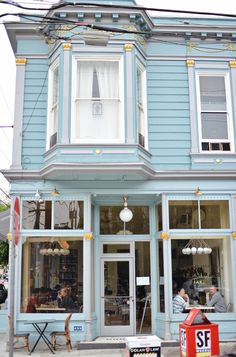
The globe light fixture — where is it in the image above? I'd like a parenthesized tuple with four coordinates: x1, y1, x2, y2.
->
(182, 239, 212, 255)
(119, 197, 133, 223)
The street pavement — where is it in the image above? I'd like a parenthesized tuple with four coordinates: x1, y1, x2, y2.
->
(0, 333, 236, 356)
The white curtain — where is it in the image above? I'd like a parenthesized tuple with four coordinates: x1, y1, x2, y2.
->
(76, 61, 120, 141)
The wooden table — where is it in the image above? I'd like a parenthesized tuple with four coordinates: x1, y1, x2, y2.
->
(36, 307, 66, 313)
(185, 305, 215, 312)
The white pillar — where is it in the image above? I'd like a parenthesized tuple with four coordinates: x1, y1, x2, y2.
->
(11, 58, 27, 169)
(61, 43, 72, 144)
(124, 43, 135, 144)
(83, 193, 93, 340)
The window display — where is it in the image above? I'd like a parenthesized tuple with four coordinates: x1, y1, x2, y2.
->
(21, 237, 83, 313)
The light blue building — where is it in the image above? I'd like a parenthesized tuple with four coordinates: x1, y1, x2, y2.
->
(3, 0, 236, 343)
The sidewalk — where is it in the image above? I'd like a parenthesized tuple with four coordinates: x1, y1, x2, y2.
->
(0, 333, 236, 357)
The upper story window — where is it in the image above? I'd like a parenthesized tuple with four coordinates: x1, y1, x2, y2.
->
(47, 61, 59, 149)
(71, 56, 124, 144)
(196, 72, 234, 152)
(137, 63, 147, 148)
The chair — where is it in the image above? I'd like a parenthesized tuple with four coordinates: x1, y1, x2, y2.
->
(50, 313, 72, 352)
(8, 315, 30, 352)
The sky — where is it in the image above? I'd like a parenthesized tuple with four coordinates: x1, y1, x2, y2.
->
(0, 0, 236, 201)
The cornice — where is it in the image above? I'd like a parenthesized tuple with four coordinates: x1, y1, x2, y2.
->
(3, 165, 236, 181)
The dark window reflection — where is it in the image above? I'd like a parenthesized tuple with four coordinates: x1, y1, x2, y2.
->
(22, 201, 52, 229)
(100, 206, 149, 234)
(21, 239, 83, 313)
(54, 201, 84, 230)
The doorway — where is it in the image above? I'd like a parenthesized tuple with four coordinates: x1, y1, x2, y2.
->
(100, 241, 151, 336)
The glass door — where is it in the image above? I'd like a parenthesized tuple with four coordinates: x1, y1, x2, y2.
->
(101, 258, 134, 336)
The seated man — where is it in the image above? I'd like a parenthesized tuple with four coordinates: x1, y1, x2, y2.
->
(206, 286, 226, 313)
(173, 288, 189, 313)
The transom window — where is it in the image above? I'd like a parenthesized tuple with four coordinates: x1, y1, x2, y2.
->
(169, 200, 229, 229)
(197, 73, 233, 152)
(71, 57, 124, 143)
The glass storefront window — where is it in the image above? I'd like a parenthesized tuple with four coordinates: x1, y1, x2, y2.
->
(135, 242, 151, 334)
(169, 200, 229, 229)
(103, 244, 130, 254)
(100, 206, 149, 235)
(54, 201, 84, 229)
(156, 204, 162, 232)
(22, 201, 52, 229)
(171, 238, 232, 313)
(21, 237, 83, 313)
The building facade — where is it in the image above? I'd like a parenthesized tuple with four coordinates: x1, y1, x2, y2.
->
(3, 0, 236, 342)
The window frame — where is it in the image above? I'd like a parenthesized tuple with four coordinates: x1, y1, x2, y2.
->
(71, 54, 125, 144)
(196, 70, 235, 153)
(136, 61, 148, 150)
(47, 59, 59, 150)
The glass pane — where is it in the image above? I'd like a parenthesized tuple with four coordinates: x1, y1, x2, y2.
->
(22, 201, 52, 229)
(200, 200, 229, 229)
(100, 206, 149, 234)
(169, 200, 198, 229)
(21, 239, 83, 313)
(157, 240, 165, 312)
(172, 238, 231, 313)
(54, 201, 84, 229)
(156, 204, 162, 232)
(104, 261, 130, 326)
(103, 244, 130, 254)
(200, 76, 226, 111)
(201, 113, 228, 139)
(135, 242, 151, 334)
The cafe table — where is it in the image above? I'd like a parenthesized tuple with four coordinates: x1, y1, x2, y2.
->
(185, 305, 215, 312)
(36, 307, 66, 313)
(24, 319, 56, 354)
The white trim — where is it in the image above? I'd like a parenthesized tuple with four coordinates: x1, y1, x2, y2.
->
(195, 69, 235, 153)
(71, 54, 125, 144)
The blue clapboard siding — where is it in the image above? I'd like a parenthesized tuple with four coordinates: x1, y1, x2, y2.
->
(22, 58, 48, 169)
(147, 60, 190, 169)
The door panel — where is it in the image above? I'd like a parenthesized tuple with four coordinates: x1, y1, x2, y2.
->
(101, 258, 134, 336)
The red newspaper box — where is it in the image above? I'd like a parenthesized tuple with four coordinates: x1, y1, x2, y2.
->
(179, 308, 219, 357)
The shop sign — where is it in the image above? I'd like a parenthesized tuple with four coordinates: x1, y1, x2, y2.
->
(195, 329, 211, 356)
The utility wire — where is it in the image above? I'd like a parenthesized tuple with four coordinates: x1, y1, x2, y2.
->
(1, 0, 236, 18)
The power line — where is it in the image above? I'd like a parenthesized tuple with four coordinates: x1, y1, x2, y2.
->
(1, 0, 236, 18)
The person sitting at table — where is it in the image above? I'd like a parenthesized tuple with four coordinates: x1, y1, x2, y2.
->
(58, 287, 74, 311)
(206, 286, 226, 313)
(26, 290, 39, 313)
(173, 287, 189, 313)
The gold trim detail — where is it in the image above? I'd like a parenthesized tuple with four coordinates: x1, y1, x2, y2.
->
(7, 232, 12, 241)
(124, 43, 134, 52)
(186, 59, 195, 67)
(229, 61, 236, 68)
(16, 58, 27, 65)
(160, 232, 170, 240)
(62, 43, 72, 50)
(84, 233, 93, 240)
(232, 232, 236, 239)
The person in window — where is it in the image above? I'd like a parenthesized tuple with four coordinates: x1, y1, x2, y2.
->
(58, 287, 74, 312)
(26, 290, 39, 313)
(206, 286, 226, 312)
(173, 288, 189, 313)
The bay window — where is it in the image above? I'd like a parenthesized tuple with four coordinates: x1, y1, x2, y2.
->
(137, 64, 147, 148)
(71, 57, 124, 143)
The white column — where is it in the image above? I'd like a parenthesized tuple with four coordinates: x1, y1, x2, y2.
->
(61, 43, 72, 144)
(83, 193, 93, 341)
(11, 58, 27, 169)
(161, 193, 172, 340)
(124, 44, 135, 144)
(186, 59, 199, 155)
